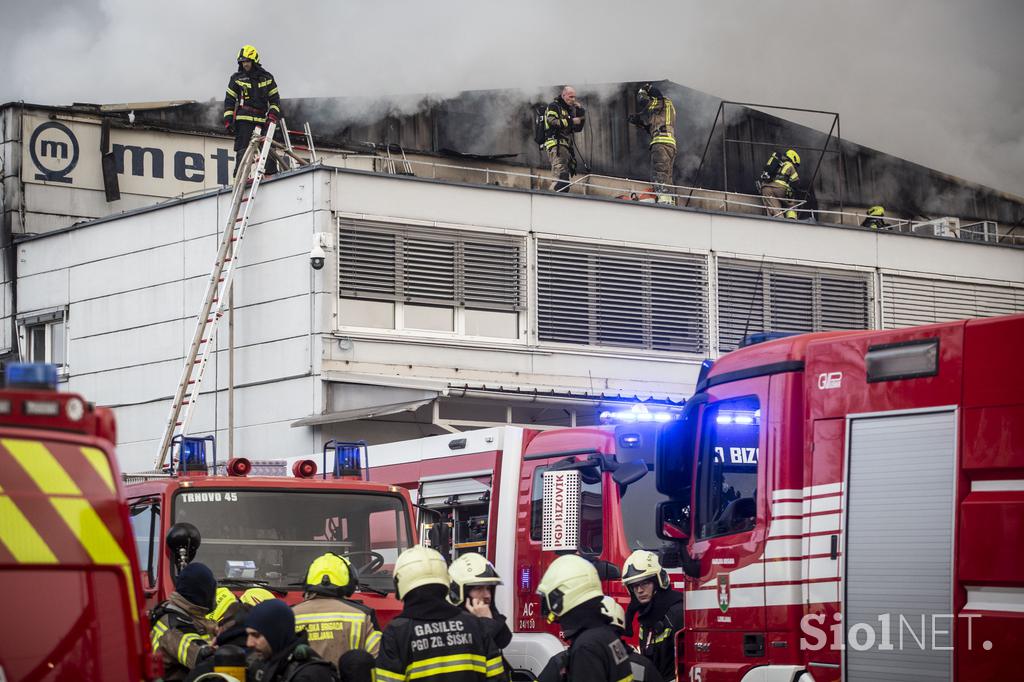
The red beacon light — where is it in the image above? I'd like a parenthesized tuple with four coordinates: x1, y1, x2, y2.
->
(292, 459, 318, 478)
(226, 457, 252, 477)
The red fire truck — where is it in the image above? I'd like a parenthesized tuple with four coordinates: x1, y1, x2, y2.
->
(124, 441, 417, 627)
(653, 313, 1024, 681)
(367, 420, 677, 678)
(0, 363, 157, 681)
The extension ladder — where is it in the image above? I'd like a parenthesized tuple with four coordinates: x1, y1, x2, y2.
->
(154, 122, 277, 469)
(278, 118, 318, 168)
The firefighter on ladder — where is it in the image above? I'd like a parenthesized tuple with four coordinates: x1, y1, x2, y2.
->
(536, 554, 634, 682)
(543, 86, 586, 192)
(628, 83, 677, 205)
(622, 551, 684, 682)
(292, 552, 383, 665)
(376, 546, 507, 682)
(223, 44, 282, 178)
(758, 149, 801, 218)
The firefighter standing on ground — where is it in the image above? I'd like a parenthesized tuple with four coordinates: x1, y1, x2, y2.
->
(293, 552, 383, 664)
(246, 598, 337, 681)
(536, 554, 633, 682)
(622, 551, 684, 682)
(759, 149, 800, 218)
(628, 83, 677, 205)
(449, 553, 513, 668)
(150, 562, 217, 680)
(543, 86, 586, 192)
(223, 44, 282, 178)
(376, 546, 507, 682)
(184, 587, 252, 682)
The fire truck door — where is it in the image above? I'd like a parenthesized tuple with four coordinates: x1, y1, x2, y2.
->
(686, 387, 769, 676)
(128, 497, 162, 606)
(843, 409, 956, 681)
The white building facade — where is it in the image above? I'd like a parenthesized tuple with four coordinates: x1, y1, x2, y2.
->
(17, 165, 1024, 472)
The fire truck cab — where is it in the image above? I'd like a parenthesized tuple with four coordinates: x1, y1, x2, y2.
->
(0, 364, 155, 681)
(125, 442, 417, 628)
(655, 313, 1024, 681)
(368, 420, 679, 679)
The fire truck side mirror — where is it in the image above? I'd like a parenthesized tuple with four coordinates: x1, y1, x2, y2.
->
(591, 559, 622, 582)
(612, 461, 648, 491)
(656, 500, 691, 543)
(166, 522, 202, 572)
(655, 394, 706, 496)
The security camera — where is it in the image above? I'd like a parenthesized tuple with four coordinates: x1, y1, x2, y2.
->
(310, 233, 327, 270)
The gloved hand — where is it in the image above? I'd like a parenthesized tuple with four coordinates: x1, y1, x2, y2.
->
(267, 110, 279, 124)
(224, 118, 234, 134)
(627, 113, 642, 126)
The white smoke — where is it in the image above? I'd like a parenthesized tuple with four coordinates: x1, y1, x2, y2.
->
(1, 0, 1021, 195)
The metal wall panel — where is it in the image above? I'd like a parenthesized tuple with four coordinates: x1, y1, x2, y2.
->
(845, 410, 955, 681)
(881, 274, 1024, 329)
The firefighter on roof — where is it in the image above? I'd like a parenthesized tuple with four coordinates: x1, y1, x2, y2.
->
(621, 551, 683, 682)
(536, 554, 633, 682)
(759, 149, 801, 218)
(543, 86, 586, 192)
(628, 83, 678, 206)
(150, 562, 217, 680)
(449, 553, 513, 672)
(862, 205, 888, 229)
(293, 552, 383, 664)
(223, 44, 282, 177)
(376, 546, 507, 682)
(246, 598, 336, 681)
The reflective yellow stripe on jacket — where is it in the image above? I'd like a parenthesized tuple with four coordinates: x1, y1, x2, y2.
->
(295, 610, 367, 652)
(405, 653, 492, 679)
(649, 98, 676, 147)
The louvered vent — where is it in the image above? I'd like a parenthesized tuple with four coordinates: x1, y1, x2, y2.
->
(717, 259, 872, 351)
(881, 274, 1024, 328)
(537, 240, 708, 352)
(338, 219, 525, 311)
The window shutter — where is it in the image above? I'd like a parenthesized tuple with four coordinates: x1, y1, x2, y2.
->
(537, 240, 708, 353)
(881, 274, 1024, 328)
(717, 259, 873, 352)
(337, 218, 524, 311)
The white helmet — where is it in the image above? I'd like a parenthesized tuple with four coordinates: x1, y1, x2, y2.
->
(448, 552, 502, 605)
(536, 554, 603, 622)
(622, 549, 669, 590)
(600, 596, 626, 631)
(393, 546, 450, 599)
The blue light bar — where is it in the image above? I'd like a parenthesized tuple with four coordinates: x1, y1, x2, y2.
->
(325, 440, 366, 478)
(599, 404, 678, 424)
(6, 363, 58, 389)
(180, 437, 208, 472)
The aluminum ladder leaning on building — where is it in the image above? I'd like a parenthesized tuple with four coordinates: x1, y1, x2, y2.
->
(154, 123, 278, 470)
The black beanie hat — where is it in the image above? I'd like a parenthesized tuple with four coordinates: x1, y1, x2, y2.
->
(175, 562, 217, 610)
(338, 649, 376, 682)
(246, 599, 297, 654)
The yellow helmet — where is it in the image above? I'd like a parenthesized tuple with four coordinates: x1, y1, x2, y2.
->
(536, 554, 603, 622)
(622, 549, 669, 590)
(306, 552, 357, 597)
(868, 205, 885, 217)
(784, 209, 798, 220)
(207, 587, 239, 622)
(600, 596, 626, 630)
(448, 552, 502, 604)
(237, 44, 260, 64)
(239, 587, 275, 606)
(785, 149, 801, 166)
(393, 546, 450, 599)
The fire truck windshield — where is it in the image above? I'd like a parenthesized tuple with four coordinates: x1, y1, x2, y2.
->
(172, 490, 412, 593)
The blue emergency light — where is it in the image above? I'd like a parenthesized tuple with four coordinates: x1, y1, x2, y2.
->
(5, 363, 58, 389)
(322, 440, 367, 480)
(170, 434, 217, 475)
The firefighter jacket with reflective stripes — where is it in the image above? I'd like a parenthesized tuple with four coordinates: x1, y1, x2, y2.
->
(375, 587, 507, 682)
(224, 65, 282, 124)
(628, 590, 683, 682)
(771, 159, 799, 192)
(631, 97, 676, 148)
(293, 594, 382, 664)
(543, 97, 585, 150)
(151, 592, 215, 680)
(561, 599, 634, 682)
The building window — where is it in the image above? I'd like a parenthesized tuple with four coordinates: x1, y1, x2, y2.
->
(21, 310, 67, 368)
(716, 259, 872, 352)
(537, 239, 709, 353)
(337, 218, 526, 338)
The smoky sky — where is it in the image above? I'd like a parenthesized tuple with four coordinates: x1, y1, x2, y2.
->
(2, 0, 1022, 196)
